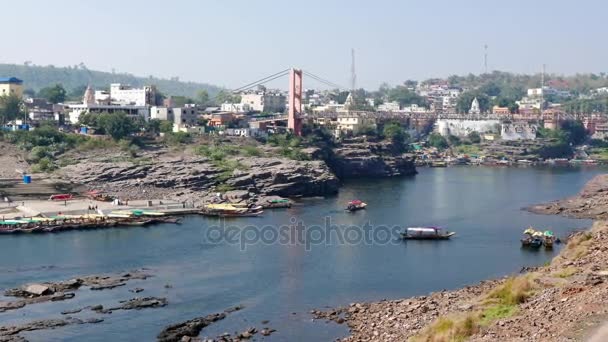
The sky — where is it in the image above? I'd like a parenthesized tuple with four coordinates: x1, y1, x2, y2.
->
(2, 0, 607, 90)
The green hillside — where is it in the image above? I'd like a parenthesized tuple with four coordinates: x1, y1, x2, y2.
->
(0, 63, 221, 98)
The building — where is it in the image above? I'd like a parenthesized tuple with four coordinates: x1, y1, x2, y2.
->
(436, 119, 500, 137)
(492, 106, 510, 115)
(335, 112, 377, 136)
(0, 77, 23, 97)
(240, 92, 286, 113)
(469, 98, 481, 115)
(173, 105, 198, 126)
(222, 128, 266, 138)
(501, 122, 538, 141)
(95, 83, 157, 106)
(220, 103, 251, 113)
(377, 101, 400, 112)
(208, 112, 236, 127)
(150, 106, 173, 121)
(67, 104, 149, 124)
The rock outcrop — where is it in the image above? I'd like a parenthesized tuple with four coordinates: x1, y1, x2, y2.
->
(60, 156, 339, 201)
(328, 137, 417, 178)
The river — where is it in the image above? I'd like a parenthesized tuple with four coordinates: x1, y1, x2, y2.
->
(0, 166, 605, 341)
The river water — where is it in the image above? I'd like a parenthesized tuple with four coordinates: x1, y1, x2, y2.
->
(0, 166, 605, 341)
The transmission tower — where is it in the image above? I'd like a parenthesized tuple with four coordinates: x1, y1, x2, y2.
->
(350, 48, 357, 92)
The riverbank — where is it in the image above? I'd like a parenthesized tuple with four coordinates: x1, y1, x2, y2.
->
(315, 173, 608, 341)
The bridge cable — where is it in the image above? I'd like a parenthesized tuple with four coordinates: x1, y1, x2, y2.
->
(232, 69, 290, 93)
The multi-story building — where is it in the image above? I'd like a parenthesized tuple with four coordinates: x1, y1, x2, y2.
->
(377, 101, 400, 112)
(240, 92, 286, 113)
(0, 77, 23, 97)
(95, 83, 157, 106)
(335, 113, 377, 136)
(150, 105, 199, 125)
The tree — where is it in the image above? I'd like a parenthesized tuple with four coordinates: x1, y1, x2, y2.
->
(145, 119, 162, 134)
(159, 120, 174, 133)
(467, 131, 481, 144)
(388, 86, 427, 107)
(197, 89, 210, 107)
(38, 84, 67, 104)
(560, 120, 587, 145)
(68, 85, 87, 101)
(456, 91, 490, 114)
(428, 133, 448, 149)
(96, 112, 136, 140)
(0, 94, 25, 124)
(383, 122, 410, 151)
(215, 90, 241, 105)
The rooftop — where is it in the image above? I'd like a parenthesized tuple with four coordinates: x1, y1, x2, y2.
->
(0, 77, 23, 84)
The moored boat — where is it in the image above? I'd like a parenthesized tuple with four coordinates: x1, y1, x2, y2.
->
(401, 227, 455, 240)
(345, 200, 367, 212)
(201, 203, 263, 217)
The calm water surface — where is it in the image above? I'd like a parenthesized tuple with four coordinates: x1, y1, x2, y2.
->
(0, 166, 604, 341)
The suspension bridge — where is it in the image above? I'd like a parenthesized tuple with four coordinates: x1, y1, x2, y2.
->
(225, 68, 345, 136)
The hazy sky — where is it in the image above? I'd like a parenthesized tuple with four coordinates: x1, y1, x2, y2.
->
(3, 0, 607, 89)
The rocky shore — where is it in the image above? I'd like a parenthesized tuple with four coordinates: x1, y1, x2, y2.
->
(527, 174, 608, 220)
(315, 174, 608, 341)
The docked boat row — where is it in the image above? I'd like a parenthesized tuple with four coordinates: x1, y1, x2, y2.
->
(200, 203, 264, 217)
(0, 210, 180, 234)
(521, 228, 558, 249)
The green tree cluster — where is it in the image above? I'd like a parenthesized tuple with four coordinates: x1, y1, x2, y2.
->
(428, 133, 448, 149)
(0, 94, 25, 124)
(38, 84, 67, 104)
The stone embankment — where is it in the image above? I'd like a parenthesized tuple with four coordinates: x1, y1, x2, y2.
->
(315, 174, 608, 341)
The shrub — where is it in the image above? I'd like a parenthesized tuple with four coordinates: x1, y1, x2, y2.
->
(486, 276, 534, 306)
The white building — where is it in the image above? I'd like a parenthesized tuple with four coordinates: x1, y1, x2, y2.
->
(501, 122, 538, 141)
(240, 92, 286, 113)
(67, 104, 149, 124)
(401, 104, 429, 114)
(220, 103, 251, 113)
(378, 101, 400, 112)
(151, 105, 199, 126)
(436, 119, 500, 137)
(469, 98, 480, 114)
(335, 113, 377, 136)
(95, 83, 157, 106)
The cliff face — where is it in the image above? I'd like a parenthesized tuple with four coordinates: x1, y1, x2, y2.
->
(327, 137, 417, 178)
(59, 156, 339, 201)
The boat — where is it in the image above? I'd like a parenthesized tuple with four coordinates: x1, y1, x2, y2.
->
(521, 228, 543, 248)
(201, 203, 263, 217)
(345, 200, 367, 212)
(49, 194, 73, 201)
(430, 161, 447, 168)
(401, 227, 455, 240)
(264, 199, 292, 209)
(543, 230, 555, 249)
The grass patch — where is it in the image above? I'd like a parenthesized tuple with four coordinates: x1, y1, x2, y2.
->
(485, 276, 534, 306)
(564, 232, 593, 260)
(412, 314, 479, 342)
(455, 144, 482, 156)
(554, 267, 578, 279)
(215, 183, 235, 193)
(479, 304, 518, 326)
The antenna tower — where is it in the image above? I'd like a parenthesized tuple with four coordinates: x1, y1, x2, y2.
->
(350, 48, 357, 91)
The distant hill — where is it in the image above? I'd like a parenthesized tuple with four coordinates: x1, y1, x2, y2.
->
(0, 63, 221, 98)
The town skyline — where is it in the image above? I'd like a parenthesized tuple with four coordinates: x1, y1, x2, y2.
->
(3, 0, 608, 89)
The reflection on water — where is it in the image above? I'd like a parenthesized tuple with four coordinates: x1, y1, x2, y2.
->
(1, 166, 605, 341)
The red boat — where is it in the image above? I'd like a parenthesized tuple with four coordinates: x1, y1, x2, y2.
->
(49, 194, 73, 201)
(345, 200, 367, 212)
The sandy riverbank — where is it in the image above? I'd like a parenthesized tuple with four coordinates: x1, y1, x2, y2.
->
(314, 174, 608, 341)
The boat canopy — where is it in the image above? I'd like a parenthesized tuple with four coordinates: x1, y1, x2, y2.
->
(407, 227, 441, 233)
(349, 200, 363, 205)
(523, 228, 536, 235)
(543, 230, 554, 237)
